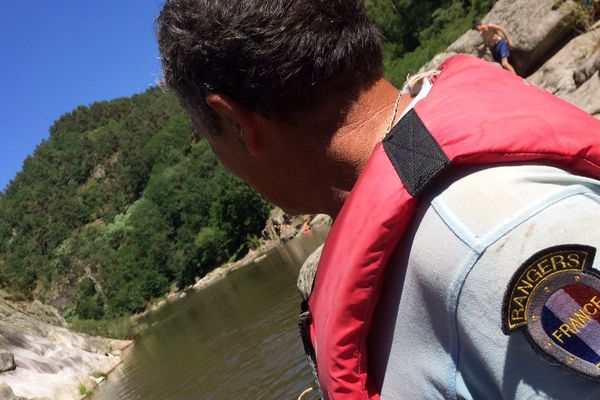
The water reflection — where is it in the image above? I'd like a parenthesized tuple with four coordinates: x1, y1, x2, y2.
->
(94, 226, 328, 400)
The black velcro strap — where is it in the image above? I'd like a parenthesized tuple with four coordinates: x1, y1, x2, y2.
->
(383, 109, 450, 196)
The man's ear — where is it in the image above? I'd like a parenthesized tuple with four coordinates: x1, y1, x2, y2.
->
(205, 94, 263, 156)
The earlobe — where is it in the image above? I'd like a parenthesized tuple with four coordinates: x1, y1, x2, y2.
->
(241, 124, 263, 157)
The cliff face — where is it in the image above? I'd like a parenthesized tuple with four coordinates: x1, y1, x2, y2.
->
(421, 0, 600, 119)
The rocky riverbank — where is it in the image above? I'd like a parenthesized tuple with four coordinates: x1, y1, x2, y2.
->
(190, 211, 330, 292)
(0, 290, 131, 400)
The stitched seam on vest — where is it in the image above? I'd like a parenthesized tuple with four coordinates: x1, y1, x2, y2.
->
(584, 191, 600, 205)
(479, 186, 596, 249)
(426, 205, 482, 398)
(357, 202, 413, 398)
(455, 152, 600, 170)
(431, 201, 480, 252)
(432, 185, 598, 254)
(357, 227, 400, 398)
(447, 250, 482, 400)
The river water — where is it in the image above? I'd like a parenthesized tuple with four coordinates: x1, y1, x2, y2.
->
(93, 227, 328, 400)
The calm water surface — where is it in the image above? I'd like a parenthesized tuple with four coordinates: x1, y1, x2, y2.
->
(94, 227, 328, 400)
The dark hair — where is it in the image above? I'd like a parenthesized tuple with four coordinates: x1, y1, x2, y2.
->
(156, 0, 383, 133)
(472, 20, 482, 30)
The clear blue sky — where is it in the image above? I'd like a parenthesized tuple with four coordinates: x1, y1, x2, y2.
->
(0, 0, 166, 192)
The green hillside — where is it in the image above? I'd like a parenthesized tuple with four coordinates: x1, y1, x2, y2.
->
(0, 0, 493, 336)
(0, 88, 270, 324)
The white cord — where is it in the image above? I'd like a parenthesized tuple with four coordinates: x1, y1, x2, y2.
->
(297, 386, 315, 400)
(383, 90, 405, 135)
(382, 69, 441, 140)
(403, 69, 440, 96)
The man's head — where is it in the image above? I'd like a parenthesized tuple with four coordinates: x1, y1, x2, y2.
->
(156, 0, 384, 214)
(472, 20, 483, 32)
(156, 0, 383, 135)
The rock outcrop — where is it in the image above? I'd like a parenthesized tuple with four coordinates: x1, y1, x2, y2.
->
(422, 0, 583, 75)
(426, 1, 600, 119)
(0, 291, 131, 400)
(529, 20, 600, 118)
(565, 71, 600, 117)
(528, 21, 600, 95)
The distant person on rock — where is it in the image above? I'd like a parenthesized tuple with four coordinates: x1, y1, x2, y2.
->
(472, 20, 517, 75)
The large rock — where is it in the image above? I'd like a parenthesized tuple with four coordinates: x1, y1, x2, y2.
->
(565, 71, 600, 119)
(297, 244, 324, 301)
(0, 349, 15, 373)
(527, 23, 600, 96)
(433, 0, 579, 75)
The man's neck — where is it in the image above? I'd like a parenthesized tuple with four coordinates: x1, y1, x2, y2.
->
(304, 78, 414, 217)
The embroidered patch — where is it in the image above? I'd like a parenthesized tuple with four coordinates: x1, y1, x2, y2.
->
(503, 244, 600, 380)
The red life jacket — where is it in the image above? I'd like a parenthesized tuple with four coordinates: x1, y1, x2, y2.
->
(302, 54, 600, 400)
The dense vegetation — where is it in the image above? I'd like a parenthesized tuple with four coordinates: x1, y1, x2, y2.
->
(0, 88, 270, 324)
(0, 0, 494, 336)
